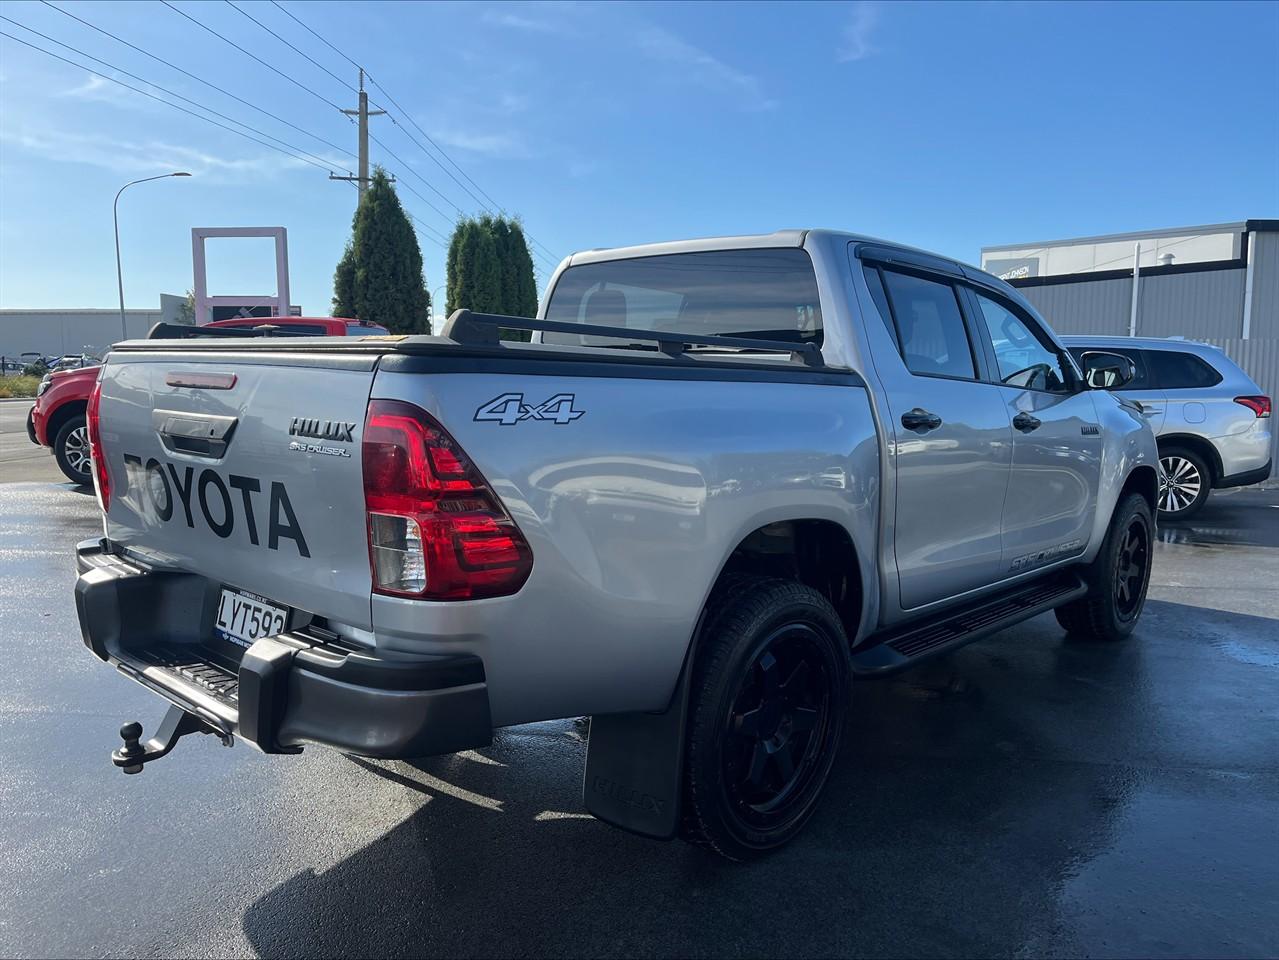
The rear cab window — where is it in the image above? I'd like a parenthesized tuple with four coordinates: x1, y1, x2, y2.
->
(543, 248, 823, 349)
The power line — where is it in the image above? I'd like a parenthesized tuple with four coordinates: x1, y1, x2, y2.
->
(0, 14, 340, 171)
(158, 0, 348, 114)
(0, 28, 335, 174)
(165, 0, 461, 241)
(223, 0, 352, 94)
(39, 0, 358, 162)
(267, 0, 561, 266)
(367, 131, 463, 219)
(268, 0, 359, 70)
(338, 179, 448, 249)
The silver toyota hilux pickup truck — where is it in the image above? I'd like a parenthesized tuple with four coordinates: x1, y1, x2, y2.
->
(75, 230, 1158, 860)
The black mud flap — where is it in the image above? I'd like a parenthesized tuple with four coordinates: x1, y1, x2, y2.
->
(582, 657, 693, 840)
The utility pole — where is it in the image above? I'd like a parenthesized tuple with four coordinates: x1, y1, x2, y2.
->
(329, 69, 388, 199)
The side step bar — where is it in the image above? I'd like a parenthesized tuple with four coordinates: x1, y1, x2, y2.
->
(851, 572, 1087, 677)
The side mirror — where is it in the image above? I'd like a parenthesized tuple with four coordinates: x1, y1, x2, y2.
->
(1079, 351, 1135, 390)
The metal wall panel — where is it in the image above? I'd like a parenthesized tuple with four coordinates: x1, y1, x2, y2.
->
(1136, 269, 1247, 339)
(0, 311, 161, 361)
(1016, 277, 1133, 335)
(1248, 232, 1279, 340)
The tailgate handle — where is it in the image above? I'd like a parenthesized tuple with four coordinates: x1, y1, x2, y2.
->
(153, 409, 238, 459)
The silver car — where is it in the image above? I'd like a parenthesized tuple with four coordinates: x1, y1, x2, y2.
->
(1063, 337, 1272, 519)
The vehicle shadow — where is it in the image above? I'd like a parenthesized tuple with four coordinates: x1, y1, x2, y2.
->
(240, 602, 1274, 958)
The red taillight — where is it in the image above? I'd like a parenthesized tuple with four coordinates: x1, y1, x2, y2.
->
(362, 399, 532, 600)
(86, 377, 110, 511)
(1235, 395, 1271, 418)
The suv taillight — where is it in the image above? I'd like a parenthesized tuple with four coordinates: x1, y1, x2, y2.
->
(1235, 396, 1271, 418)
(362, 399, 532, 600)
(86, 378, 110, 511)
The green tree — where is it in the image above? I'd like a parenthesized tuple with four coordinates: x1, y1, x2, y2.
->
(445, 214, 538, 340)
(331, 168, 430, 333)
(331, 243, 355, 317)
(447, 216, 501, 314)
(177, 288, 196, 324)
(506, 221, 539, 318)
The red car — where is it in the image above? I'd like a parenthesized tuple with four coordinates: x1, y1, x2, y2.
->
(27, 316, 390, 484)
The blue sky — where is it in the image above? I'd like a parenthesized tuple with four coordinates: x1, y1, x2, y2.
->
(1, 0, 1276, 316)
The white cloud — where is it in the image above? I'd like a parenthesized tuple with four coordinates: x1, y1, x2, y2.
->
(57, 73, 148, 107)
(481, 10, 575, 36)
(635, 25, 775, 111)
(0, 126, 332, 181)
(836, 1, 879, 62)
(428, 126, 532, 159)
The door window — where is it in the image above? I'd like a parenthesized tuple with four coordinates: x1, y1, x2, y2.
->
(972, 293, 1071, 393)
(1145, 350, 1222, 389)
(880, 270, 976, 380)
(1067, 347, 1153, 390)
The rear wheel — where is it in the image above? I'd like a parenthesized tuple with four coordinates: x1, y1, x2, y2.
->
(682, 576, 850, 860)
(53, 414, 92, 486)
(1157, 447, 1210, 520)
(1054, 492, 1153, 641)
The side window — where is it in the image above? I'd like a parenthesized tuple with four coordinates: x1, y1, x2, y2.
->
(861, 265, 900, 348)
(972, 293, 1071, 393)
(880, 270, 976, 380)
(1067, 348, 1153, 390)
(1145, 350, 1222, 389)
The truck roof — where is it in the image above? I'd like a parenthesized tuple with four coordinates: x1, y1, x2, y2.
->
(565, 228, 1018, 301)
(567, 227, 982, 273)
(1058, 335, 1224, 354)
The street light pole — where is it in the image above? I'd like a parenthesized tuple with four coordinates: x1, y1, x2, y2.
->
(114, 172, 191, 341)
(432, 284, 447, 325)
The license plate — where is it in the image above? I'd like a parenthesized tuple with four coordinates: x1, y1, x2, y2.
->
(215, 588, 288, 647)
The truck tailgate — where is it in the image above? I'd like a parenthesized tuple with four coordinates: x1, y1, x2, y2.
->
(96, 347, 377, 630)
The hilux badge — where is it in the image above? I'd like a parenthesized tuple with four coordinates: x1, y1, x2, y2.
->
(289, 417, 356, 442)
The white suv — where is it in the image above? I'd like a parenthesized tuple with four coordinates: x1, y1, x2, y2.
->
(1064, 337, 1272, 519)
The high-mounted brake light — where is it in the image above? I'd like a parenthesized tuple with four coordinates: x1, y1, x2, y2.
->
(86, 377, 110, 512)
(1234, 395, 1271, 418)
(362, 399, 532, 600)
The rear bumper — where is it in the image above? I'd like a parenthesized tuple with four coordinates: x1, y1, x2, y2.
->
(1216, 459, 1273, 490)
(74, 538, 492, 759)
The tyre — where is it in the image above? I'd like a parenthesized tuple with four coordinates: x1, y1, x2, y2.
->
(53, 414, 92, 486)
(1157, 446, 1210, 520)
(682, 576, 850, 860)
(1054, 492, 1154, 641)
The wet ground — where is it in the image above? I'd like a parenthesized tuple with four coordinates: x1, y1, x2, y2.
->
(0, 463, 1277, 958)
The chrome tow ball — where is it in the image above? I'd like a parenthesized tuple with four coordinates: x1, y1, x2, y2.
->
(111, 705, 230, 774)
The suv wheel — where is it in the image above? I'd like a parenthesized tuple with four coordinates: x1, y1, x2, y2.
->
(1157, 447, 1210, 520)
(682, 576, 849, 860)
(53, 414, 92, 486)
(1055, 492, 1154, 641)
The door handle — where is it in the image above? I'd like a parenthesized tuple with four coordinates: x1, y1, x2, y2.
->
(1012, 412, 1042, 433)
(153, 409, 238, 459)
(901, 408, 943, 432)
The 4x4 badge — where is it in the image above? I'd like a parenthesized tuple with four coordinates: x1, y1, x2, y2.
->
(474, 392, 585, 425)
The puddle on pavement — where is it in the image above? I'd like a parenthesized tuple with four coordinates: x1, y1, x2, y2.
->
(1214, 640, 1279, 668)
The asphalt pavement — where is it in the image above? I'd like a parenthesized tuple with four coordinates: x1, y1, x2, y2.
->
(0, 400, 59, 484)
(0, 456, 1277, 958)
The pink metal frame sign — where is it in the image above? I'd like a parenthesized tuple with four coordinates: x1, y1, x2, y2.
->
(191, 226, 290, 325)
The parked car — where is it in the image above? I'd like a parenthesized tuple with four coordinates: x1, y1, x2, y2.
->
(26, 317, 389, 485)
(200, 316, 391, 337)
(1062, 337, 1271, 519)
(74, 231, 1158, 860)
